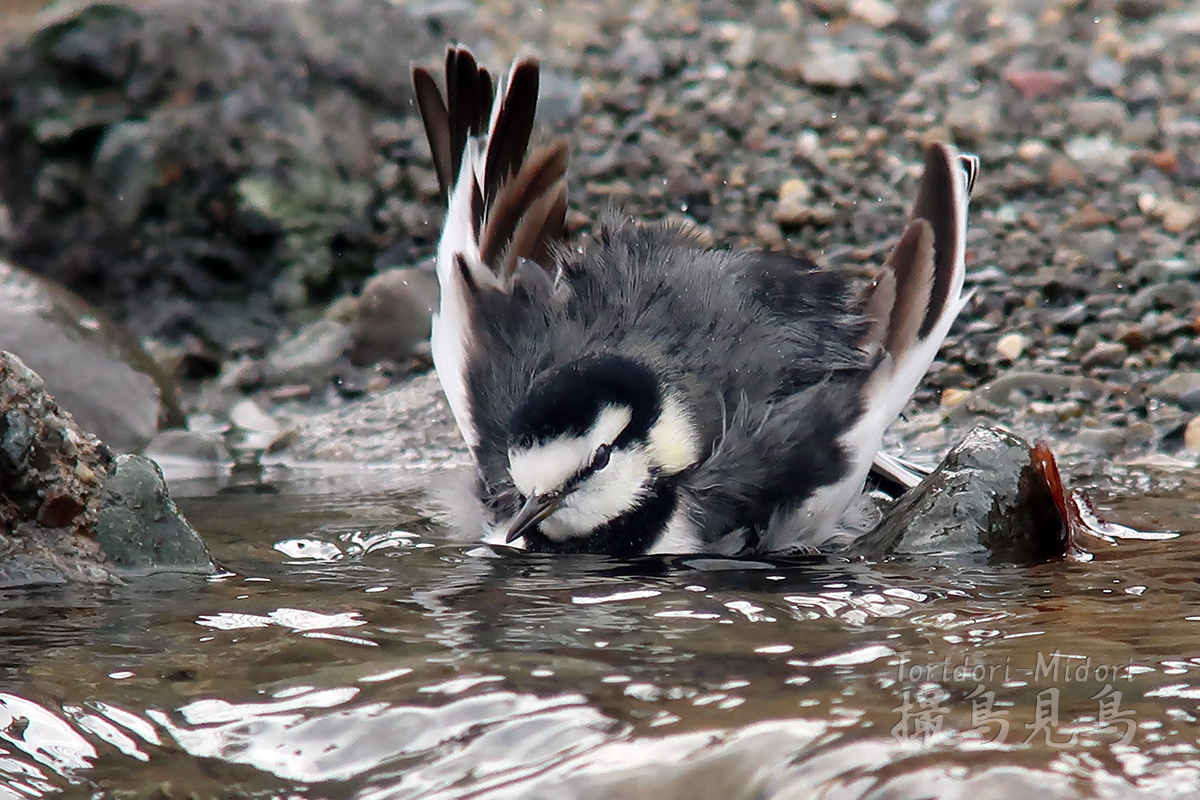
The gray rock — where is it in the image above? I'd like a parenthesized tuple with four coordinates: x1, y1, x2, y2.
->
(0, 260, 181, 453)
(349, 265, 439, 366)
(1, 351, 208, 585)
(1066, 98, 1129, 133)
(1150, 372, 1200, 409)
(1080, 341, 1128, 369)
(799, 42, 864, 89)
(93, 455, 213, 574)
(262, 318, 353, 386)
(854, 426, 1070, 562)
(281, 370, 467, 470)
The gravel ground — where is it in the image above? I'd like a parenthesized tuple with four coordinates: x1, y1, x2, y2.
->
(6, 0, 1200, 472)
(386, 0, 1199, 469)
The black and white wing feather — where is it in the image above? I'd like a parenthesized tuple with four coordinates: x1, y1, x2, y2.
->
(760, 143, 978, 551)
(413, 47, 568, 449)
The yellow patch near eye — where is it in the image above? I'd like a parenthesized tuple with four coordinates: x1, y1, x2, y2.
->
(649, 394, 699, 474)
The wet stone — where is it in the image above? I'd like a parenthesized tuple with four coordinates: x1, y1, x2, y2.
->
(854, 426, 1071, 562)
(93, 455, 213, 574)
(1, 351, 208, 584)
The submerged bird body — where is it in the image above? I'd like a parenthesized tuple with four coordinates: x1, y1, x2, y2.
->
(413, 48, 978, 557)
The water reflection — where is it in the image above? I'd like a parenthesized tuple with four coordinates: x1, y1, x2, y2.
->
(0, 478, 1198, 798)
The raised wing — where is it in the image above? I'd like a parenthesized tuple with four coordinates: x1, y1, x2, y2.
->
(412, 47, 568, 447)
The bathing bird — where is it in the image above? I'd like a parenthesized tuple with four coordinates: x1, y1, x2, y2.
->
(412, 46, 977, 557)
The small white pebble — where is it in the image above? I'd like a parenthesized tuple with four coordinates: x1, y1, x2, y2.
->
(995, 333, 1029, 361)
(940, 387, 970, 409)
(74, 462, 95, 484)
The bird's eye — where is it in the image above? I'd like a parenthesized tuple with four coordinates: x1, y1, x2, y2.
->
(590, 444, 611, 472)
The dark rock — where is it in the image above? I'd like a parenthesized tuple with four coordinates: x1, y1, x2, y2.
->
(1, 351, 114, 585)
(93, 455, 212, 574)
(854, 426, 1073, 562)
(0, 0, 440, 355)
(349, 265, 439, 366)
(0, 259, 182, 453)
(0, 351, 210, 585)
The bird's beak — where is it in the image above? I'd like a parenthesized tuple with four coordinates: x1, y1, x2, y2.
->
(505, 492, 564, 543)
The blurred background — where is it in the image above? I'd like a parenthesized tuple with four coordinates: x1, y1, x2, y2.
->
(0, 0, 1197, 465)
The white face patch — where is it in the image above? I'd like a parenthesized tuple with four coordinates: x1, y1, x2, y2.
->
(508, 405, 631, 498)
(538, 446, 652, 541)
(505, 394, 700, 543)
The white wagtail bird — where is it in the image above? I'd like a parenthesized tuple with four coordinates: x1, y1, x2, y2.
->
(412, 47, 978, 557)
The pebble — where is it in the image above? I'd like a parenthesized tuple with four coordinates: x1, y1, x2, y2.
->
(1150, 372, 1200, 409)
(799, 43, 864, 88)
(945, 96, 998, 142)
(1185, 417, 1200, 452)
(1066, 98, 1129, 133)
(1048, 157, 1085, 186)
(1064, 204, 1113, 229)
(849, 0, 899, 27)
(1148, 198, 1198, 234)
(1016, 139, 1051, 162)
(1065, 134, 1133, 169)
(995, 333, 1029, 361)
(1080, 341, 1128, 369)
(941, 387, 971, 409)
(1086, 56, 1126, 90)
(772, 179, 814, 225)
(1003, 69, 1070, 99)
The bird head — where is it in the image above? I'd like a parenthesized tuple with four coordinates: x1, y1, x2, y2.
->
(504, 355, 699, 548)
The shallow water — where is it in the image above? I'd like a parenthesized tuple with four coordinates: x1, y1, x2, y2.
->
(2, 468, 1200, 799)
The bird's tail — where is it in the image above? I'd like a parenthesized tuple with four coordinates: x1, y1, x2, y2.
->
(412, 47, 568, 447)
(860, 143, 977, 434)
(795, 143, 977, 547)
